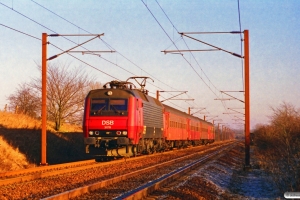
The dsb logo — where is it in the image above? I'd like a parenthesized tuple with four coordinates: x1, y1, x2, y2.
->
(102, 120, 114, 125)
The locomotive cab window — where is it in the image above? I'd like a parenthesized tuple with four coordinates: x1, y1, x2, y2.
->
(110, 99, 127, 111)
(90, 98, 128, 116)
(91, 99, 108, 111)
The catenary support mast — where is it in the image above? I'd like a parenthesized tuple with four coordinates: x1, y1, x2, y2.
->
(244, 30, 250, 167)
(41, 33, 47, 165)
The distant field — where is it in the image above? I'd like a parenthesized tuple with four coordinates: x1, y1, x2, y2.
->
(0, 111, 91, 172)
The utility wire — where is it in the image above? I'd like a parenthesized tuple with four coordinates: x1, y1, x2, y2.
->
(30, 0, 180, 94)
(152, 0, 227, 115)
(150, 2, 243, 123)
(0, 22, 119, 80)
(141, 0, 220, 104)
(30, 0, 88, 33)
(0, 2, 134, 81)
(0, 2, 53, 35)
(150, 0, 230, 115)
(237, 0, 245, 92)
(48, 43, 119, 80)
(0, 23, 40, 40)
(154, 0, 222, 97)
(1, 1, 225, 114)
(99, 39, 179, 91)
(152, 0, 246, 123)
(28, 0, 187, 109)
(160, 0, 245, 105)
(0, 1, 176, 107)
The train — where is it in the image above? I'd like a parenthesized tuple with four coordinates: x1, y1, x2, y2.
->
(82, 77, 215, 159)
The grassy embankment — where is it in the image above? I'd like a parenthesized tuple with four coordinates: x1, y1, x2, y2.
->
(0, 111, 90, 172)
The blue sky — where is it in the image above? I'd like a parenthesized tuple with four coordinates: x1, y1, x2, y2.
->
(0, 0, 299, 130)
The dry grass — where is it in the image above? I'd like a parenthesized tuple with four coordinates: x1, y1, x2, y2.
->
(0, 111, 82, 132)
(0, 111, 89, 172)
(0, 136, 35, 172)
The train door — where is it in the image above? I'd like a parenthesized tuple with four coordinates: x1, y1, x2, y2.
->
(188, 120, 190, 141)
(187, 118, 190, 140)
(137, 98, 143, 140)
(164, 112, 170, 139)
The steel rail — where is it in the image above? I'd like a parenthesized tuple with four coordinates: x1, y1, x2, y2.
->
(0, 159, 98, 186)
(0, 142, 225, 186)
(41, 141, 235, 200)
(0, 159, 95, 179)
(118, 142, 236, 199)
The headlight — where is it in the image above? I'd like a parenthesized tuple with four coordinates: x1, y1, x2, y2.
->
(107, 91, 113, 96)
(89, 131, 93, 135)
(122, 131, 128, 135)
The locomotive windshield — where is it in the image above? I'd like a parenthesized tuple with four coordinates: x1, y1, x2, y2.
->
(90, 98, 128, 116)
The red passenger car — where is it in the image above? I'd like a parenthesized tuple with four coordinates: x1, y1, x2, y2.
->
(163, 104, 214, 147)
(163, 104, 189, 144)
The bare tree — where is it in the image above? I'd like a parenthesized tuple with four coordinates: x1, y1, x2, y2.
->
(253, 102, 300, 192)
(7, 84, 40, 118)
(88, 81, 102, 91)
(32, 62, 93, 131)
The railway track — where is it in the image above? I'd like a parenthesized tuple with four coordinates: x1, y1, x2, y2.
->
(0, 141, 233, 199)
(145, 141, 245, 199)
(44, 141, 236, 200)
(0, 159, 97, 186)
(117, 144, 234, 200)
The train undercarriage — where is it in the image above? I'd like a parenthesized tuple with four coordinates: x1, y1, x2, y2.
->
(86, 137, 214, 161)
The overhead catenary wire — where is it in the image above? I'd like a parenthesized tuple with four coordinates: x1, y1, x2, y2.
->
(237, 0, 245, 93)
(0, 2, 139, 83)
(29, 0, 181, 93)
(141, 0, 211, 112)
(27, 0, 189, 110)
(0, 2, 128, 77)
(150, 0, 245, 124)
(153, 0, 226, 105)
(0, 23, 40, 41)
(141, 0, 220, 115)
(154, 0, 222, 96)
(1, 1, 243, 119)
(149, 0, 231, 116)
(48, 43, 119, 80)
(0, 23, 120, 80)
(0, 1, 181, 109)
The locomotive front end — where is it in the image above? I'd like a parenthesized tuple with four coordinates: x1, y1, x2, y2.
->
(83, 84, 143, 159)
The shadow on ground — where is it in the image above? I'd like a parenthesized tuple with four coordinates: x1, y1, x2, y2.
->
(0, 125, 92, 165)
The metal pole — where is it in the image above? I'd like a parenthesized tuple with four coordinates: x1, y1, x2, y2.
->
(244, 30, 251, 168)
(41, 33, 48, 166)
(222, 126, 224, 141)
(218, 123, 220, 141)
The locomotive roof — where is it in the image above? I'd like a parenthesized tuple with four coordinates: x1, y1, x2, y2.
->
(87, 88, 163, 108)
(130, 89, 163, 107)
(87, 88, 212, 125)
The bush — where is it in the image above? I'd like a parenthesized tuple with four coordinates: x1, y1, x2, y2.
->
(253, 102, 300, 192)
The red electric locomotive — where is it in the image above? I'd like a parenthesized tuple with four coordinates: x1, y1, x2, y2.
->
(83, 77, 215, 160)
(83, 77, 165, 159)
